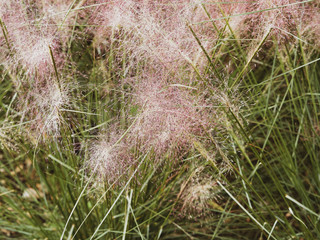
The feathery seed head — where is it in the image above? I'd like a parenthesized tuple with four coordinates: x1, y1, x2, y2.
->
(24, 79, 71, 140)
(86, 129, 133, 186)
(179, 167, 222, 219)
(0, 1, 68, 79)
(89, 0, 216, 67)
(129, 72, 210, 156)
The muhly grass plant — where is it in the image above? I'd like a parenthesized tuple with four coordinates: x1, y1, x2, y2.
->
(1, 0, 320, 239)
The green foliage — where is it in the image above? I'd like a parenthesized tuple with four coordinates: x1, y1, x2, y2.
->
(1, 1, 320, 240)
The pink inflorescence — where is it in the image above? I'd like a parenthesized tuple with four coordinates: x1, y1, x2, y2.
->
(0, 1, 76, 138)
(129, 72, 209, 156)
(25, 80, 71, 138)
(86, 129, 134, 185)
(0, 1, 69, 78)
(88, 0, 216, 68)
(85, 0, 320, 184)
(86, 75, 211, 184)
(2, 0, 317, 184)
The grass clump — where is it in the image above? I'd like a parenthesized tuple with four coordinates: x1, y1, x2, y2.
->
(1, 1, 320, 239)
